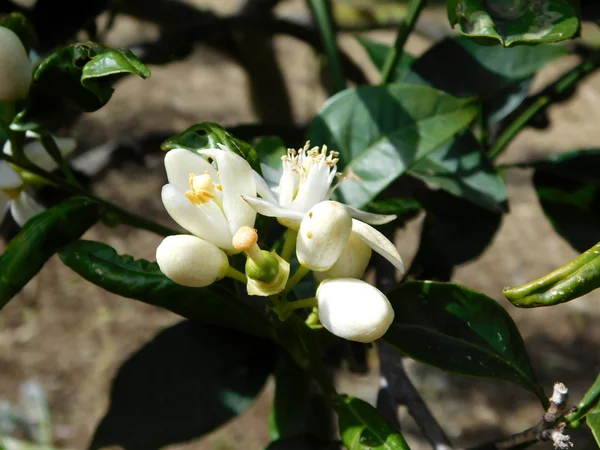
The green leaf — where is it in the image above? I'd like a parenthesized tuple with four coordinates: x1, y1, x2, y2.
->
(307, 84, 479, 208)
(0, 12, 36, 52)
(588, 405, 600, 447)
(0, 197, 103, 309)
(12, 42, 150, 131)
(523, 150, 600, 252)
(265, 436, 340, 449)
(253, 135, 287, 171)
(410, 132, 508, 213)
(269, 355, 334, 441)
(364, 197, 422, 218)
(336, 396, 410, 450)
(91, 321, 276, 449)
(566, 372, 600, 423)
(447, 0, 579, 47)
(58, 240, 269, 338)
(384, 281, 546, 405)
(161, 122, 262, 175)
(355, 36, 415, 82)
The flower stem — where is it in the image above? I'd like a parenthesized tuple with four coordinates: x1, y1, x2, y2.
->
(380, 0, 427, 85)
(226, 266, 248, 284)
(488, 50, 600, 160)
(281, 228, 297, 262)
(285, 297, 317, 312)
(0, 152, 179, 237)
(284, 265, 310, 294)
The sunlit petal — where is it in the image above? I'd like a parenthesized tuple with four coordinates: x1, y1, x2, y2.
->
(344, 205, 396, 225)
(161, 184, 233, 250)
(242, 195, 303, 225)
(351, 219, 404, 273)
(10, 191, 44, 227)
(253, 170, 277, 204)
(165, 148, 218, 193)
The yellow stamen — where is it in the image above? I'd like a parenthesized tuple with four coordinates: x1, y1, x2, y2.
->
(186, 173, 217, 205)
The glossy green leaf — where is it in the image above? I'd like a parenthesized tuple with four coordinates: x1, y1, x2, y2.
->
(410, 132, 508, 213)
(161, 122, 262, 175)
(269, 355, 334, 441)
(447, 0, 579, 47)
(12, 42, 150, 130)
(365, 197, 421, 218)
(307, 84, 479, 208)
(0, 197, 103, 309)
(58, 240, 269, 338)
(566, 372, 600, 423)
(355, 36, 415, 82)
(0, 12, 36, 52)
(91, 321, 276, 450)
(588, 405, 600, 447)
(384, 281, 546, 405)
(336, 396, 410, 450)
(503, 242, 600, 307)
(524, 150, 600, 252)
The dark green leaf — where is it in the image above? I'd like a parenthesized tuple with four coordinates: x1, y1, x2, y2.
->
(447, 0, 579, 47)
(265, 435, 341, 450)
(410, 132, 508, 213)
(307, 84, 479, 208)
(253, 135, 287, 171)
(12, 42, 150, 131)
(409, 190, 502, 280)
(58, 240, 269, 338)
(0, 12, 36, 52)
(355, 36, 415, 82)
(0, 197, 102, 309)
(161, 122, 262, 175)
(91, 321, 276, 450)
(336, 396, 410, 450)
(384, 281, 546, 404)
(269, 354, 334, 441)
(526, 149, 600, 252)
(364, 198, 422, 218)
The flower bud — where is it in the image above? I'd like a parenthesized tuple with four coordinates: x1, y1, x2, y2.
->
(0, 26, 32, 101)
(296, 200, 352, 271)
(314, 233, 372, 283)
(317, 278, 394, 343)
(247, 251, 290, 296)
(156, 235, 229, 287)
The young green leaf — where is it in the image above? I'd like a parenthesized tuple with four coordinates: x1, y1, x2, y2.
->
(336, 396, 410, 450)
(307, 84, 479, 208)
(384, 281, 547, 406)
(447, 0, 579, 47)
(161, 122, 262, 175)
(588, 406, 600, 447)
(58, 240, 269, 337)
(566, 372, 600, 423)
(0, 197, 103, 309)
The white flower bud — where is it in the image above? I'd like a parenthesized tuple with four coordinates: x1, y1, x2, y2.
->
(156, 235, 229, 287)
(314, 233, 372, 282)
(317, 278, 394, 343)
(0, 27, 32, 102)
(296, 200, 352, 271)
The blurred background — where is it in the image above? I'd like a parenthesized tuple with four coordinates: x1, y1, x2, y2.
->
(1, 0, 600, 448)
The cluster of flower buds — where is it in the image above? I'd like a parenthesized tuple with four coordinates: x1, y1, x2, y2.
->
(156, 142, 402, 343)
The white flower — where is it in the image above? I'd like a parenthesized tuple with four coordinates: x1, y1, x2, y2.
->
(317, 278, 394, 343)
(156, 235, 229, 287)
(0, 133, 76, 226)
(0, 26, 32, 102)
(314, 233, 372, 282)
(242, 142, 404, 273)
(161, 146, 256, 252)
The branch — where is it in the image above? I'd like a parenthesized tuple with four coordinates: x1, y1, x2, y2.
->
(472, 382, 574, 450)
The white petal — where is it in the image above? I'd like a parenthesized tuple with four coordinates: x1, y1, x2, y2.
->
(314, 233, 372, 282)
(351, 219, 404, 273)
(161, 184, 233, 250)
(317, 278, 394, 343)
(241, 195, 303, 227)
(296, 201, 352, 271)
(278, 162, 299, 208)
(291, 163, 331, 212)
(0, 160, 22, 189)
(200, 148, 256, 235)
(253, 170, 277, 204)
(344, 205, 396, 225)
(156, 235, 229, 287)
(0, 192, 10, 223)
(260, 163, 282, 189)
(0, 27, 32, 101)
(10, 191, 44, 226)
(164, 148, 218, 193)
(4, 135, 76, 172)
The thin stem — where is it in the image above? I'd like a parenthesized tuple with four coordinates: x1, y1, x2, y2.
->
(380, 0, 426, 84)
(226, 266, 248, 284)
(285, 297, 317, 312)
(39, 133, 81, 187)
(308, 0, 346, 93)
(488, 51, 600, 159)
(281, 228, 297, 262)
(284, 264, 310, 294)
(0, 152, 178, 237)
